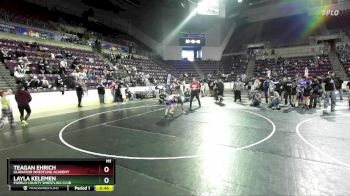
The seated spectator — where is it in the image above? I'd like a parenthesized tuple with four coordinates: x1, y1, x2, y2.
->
(43, 60, 53, 74)
(38, 46, 49, 52)
(0, 48, 12, 62)
(268, 90, 281, 109)
(125, 87, 133, 101)
(28, 76, 40, 90)
(41, 77, 50, 88)
(16, 60, 29, 74)
(250, 90, 262, 107)
(37, 58, 45, 74)
(14, 48, 26, 60)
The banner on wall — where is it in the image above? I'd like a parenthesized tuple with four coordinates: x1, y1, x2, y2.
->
(1, 22, 72, 42)
(0, 23, 15, 33)
(100, 40, 129, 53)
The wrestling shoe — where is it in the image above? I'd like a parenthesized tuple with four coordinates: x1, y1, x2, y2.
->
(21, 120, 28, 127)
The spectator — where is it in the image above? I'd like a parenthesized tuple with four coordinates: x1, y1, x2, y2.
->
(44, 59, 53, 74)
(215, 79, 224, 102)
(41, 77, 50, 89)
(291, 80, 297, 107)
(28, 75, 40, 90)
(283, 77, 293, 106)
(14, 68, 26, 85)
(268, 90, 281, 109)
(97, 84, 105, 104)
(59, 59, 67, 75)
(110, 81, 116, 102)
(76, 84, 84, 107)
(0, 48, 12, 62)
(245, 79, 253, 100)
(55, 76, 65, 95)
(0, 89, 16, 128)
(125, 87, 132, 101)
(250, 90, 262, 107)
(322, 71, 336, 114)
(262, 78, 271, 103)
(303, 82, 312, 109)
(14, 84, 32, 127)
(115, 82, 123, 102)
(189, 78, 201, 110)
(233, 78, 244, 102)
(310, 78, 321, 108)
(15, 48, 26, 61)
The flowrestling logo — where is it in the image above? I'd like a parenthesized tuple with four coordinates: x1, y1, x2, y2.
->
(322, 9, 340, 16)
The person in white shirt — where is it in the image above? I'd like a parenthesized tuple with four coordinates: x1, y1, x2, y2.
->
(41, 77, 50, 88)
(304, 67, 309, 77)
(233, 78, 244, 102)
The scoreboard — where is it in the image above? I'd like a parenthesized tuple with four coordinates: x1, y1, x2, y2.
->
(179, 33, 206, 47)
(7, 158, 115, 192)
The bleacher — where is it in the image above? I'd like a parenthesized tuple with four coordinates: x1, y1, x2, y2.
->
(221, 55, 248, 80)
(195, 60, 222, 76)
(166, 60, 200, 78)
(0, 39, 109, 89)
(254, 55, 332, 78)
(336, 44, 350, 77)
(120, 58, 168, 83)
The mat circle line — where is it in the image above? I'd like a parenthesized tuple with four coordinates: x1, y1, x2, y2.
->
(59, 105, 276, 160)
(296, 113, 350, 169)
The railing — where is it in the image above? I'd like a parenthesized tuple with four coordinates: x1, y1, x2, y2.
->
(0, 66, 16, 91)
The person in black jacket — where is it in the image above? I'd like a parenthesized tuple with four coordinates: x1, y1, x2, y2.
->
(115, 82, 123, 102)
(55, 75, 65, 95)
(309, 78, 321, 108)
(291, 80, 297, 107)
(97, 84, 105, 104)
(283, 78, 293, 105)
(76, 84, 84, 107)
(216, 79, 224, 102)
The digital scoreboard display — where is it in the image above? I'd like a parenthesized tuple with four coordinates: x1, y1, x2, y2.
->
(7, 158, 115, 192)
(179, 33, 206, 47)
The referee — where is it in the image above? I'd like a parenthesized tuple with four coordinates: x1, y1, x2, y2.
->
(189, 78, 201, 110)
